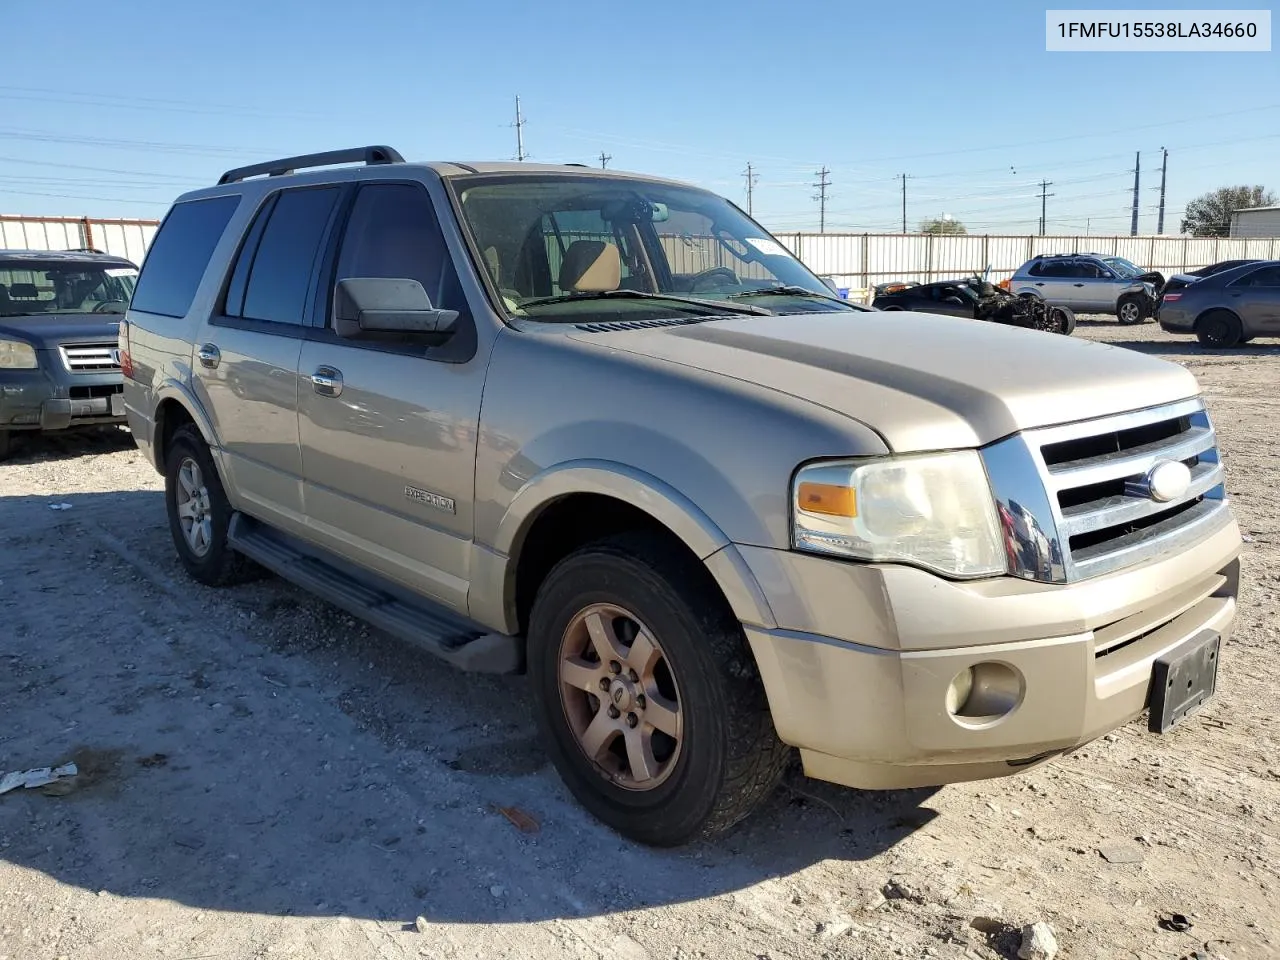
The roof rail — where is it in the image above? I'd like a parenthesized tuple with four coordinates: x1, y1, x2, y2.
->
(217, 145, 405, 186)
(65, 246, 106, 254)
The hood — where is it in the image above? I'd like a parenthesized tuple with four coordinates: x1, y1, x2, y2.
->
(566, 311, 1200, 452)
(0, 313, 122, 347)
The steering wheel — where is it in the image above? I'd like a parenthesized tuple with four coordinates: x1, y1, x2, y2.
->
(92, 299, 128, 313)
(687, 267, 741, 293)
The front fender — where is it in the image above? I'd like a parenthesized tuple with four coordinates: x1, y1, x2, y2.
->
(467, 459, 778, 634)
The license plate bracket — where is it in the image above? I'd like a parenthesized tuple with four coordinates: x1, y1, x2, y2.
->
(1149, 630, 1220, 734)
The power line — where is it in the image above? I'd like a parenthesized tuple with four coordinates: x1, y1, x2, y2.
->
(743, 162, 759, 216)
(812, 166, 830, 233)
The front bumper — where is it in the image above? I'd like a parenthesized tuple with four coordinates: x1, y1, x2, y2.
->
(741, 517, 1242, 789)
(0, 362, 125, 433)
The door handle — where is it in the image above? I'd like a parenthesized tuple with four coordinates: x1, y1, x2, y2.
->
(311, 366, 343, 398)
(197, 343, 221, 369)
(1035, 282, 1045, 287)
(1072, 283, 1085, 287)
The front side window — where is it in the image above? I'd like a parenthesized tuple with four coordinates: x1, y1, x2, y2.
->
(332, 182, 469, 325)
(1103, 257, 1141, 278)
(0, 262, 138, 316)
(453, 175, 859, 322)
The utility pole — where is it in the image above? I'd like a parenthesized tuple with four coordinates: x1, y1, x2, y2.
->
(1157, 147, 1169, 234)
(513, 95, 527, 162)
(897, 173, 911, 232)
(1130, 150, 1141, 236)
(812, 166, 830, 233)
(1037, 180, 1055, 235)
(743, 162, 759, 216)
(598, 151, 611, 169)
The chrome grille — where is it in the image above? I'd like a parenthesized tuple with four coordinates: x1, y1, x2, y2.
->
(59, 342, 120, 373)
(983, 397, 1233, 583)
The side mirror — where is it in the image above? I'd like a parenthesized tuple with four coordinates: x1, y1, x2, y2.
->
(334, 278, 459, 343)
(820, 276, 840, 293)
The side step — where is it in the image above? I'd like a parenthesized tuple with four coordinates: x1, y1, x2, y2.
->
(227, 513, 522, 674)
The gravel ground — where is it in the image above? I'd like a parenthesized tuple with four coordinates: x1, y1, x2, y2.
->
(1, 319, 1277, 960)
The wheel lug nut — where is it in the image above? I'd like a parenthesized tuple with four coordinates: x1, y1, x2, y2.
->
(607, 705, 620, 719)
(636, 695, 646, 709)
(626, 713, 638, 728)
(628, 669, 638, 682)
(609, 661, 622, 675)
(599, 678, 611, 692)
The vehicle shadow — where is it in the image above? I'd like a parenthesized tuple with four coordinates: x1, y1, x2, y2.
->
(1, 424, 135, 463)
(1105, 339, 1280, 358)
(0, 489, 942, 927)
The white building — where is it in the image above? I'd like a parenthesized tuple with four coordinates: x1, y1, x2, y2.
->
(1229, 205, 1280, 238)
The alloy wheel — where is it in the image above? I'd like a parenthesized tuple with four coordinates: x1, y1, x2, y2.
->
(174, 457, 214, 557)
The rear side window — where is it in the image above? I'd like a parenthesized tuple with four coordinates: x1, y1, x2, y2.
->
(228, 186, 340, 325)
(1234, 265, 1280, 287)
(130, 196, 239, 317)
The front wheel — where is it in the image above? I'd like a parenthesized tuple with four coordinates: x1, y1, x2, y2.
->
(1116, 294, 1149, 325)
(528, 533, 790, 846)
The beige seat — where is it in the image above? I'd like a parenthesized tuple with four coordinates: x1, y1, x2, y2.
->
(559, 240, 621, 293)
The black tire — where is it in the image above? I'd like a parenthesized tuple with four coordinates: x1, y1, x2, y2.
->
(1116, 294, 1149, 326)
(0, 429, 11, 462)
(163, 424, 256, 586)
(1195, 310, 1243, 348)
(528, 532, 790, 846)
(1052, 306, 1077, 335)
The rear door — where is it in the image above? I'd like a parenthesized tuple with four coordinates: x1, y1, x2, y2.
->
(1228, 264, 1280, 334)
(296, 180, 485, 610)
(1026, 260, 1070, 303)
(192, 185, 343, 531)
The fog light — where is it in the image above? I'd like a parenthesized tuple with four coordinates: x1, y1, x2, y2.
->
(945, 662, 1023, 724)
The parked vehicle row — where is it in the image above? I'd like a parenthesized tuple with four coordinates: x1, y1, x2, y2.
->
(115, 146, 1241, 846)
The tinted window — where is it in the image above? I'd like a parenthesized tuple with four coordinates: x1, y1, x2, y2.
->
(130, 196, 239, 318)
(237, 187, 340, 325)
(1037, 261, 1073, 278)
(334, 183, 469, 322)
(1235, 265, 1280, 288)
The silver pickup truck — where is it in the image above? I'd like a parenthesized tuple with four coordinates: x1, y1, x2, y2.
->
(121, 147, 1241, 846)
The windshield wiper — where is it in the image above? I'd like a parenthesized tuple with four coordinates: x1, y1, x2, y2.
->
(517, 289, 770, 316)
(726, 284, 851, 306)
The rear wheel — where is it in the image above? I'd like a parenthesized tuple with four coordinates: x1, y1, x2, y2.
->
(1195, 310, 1243, 348)
(163, 424, 257, 586)
(528, 533, 790, 846)
(1116, 294, 1149, 325)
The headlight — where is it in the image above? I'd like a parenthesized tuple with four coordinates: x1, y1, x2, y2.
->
(792, 450, 1005, 578)
(0, 339, 38, 369)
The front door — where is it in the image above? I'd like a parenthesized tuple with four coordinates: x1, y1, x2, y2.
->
(191, 185, 343, 531)
(297, 181, 486, 611)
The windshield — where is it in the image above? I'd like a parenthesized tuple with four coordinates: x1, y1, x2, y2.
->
(0, 261, 137, 316)
(1103, 257, 1142, 278)
(453, 175, 856, 322)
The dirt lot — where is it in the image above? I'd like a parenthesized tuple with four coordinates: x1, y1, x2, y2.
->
(1, 320, 1277, 960)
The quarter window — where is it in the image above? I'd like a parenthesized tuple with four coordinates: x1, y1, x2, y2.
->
(130, 196, 239, 318)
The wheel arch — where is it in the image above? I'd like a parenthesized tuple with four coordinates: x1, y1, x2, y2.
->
(469, 461, 778, 638)
(150, 384, 217, 474)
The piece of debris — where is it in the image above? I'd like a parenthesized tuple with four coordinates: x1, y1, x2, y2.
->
(816, 919, 854, 940)
(1159, 913, 1194, 932)
(493, 805, 540, 834)
(414, 916, 429, 934)
(48, 502, 73, 511)
(0, 763, 78, 796)
(136, 753, 169, 769)
(882, 877, 925, 903)
(1017, 922, 1059, 960)
(489, 885, 506, 899)
(1099, 843, 1144, 864)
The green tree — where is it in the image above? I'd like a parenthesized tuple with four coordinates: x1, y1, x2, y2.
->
(1180, 185, 1276, 237)
(920, 216, 967, 235)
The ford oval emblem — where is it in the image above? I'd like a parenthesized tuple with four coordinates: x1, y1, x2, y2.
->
(1147, 460, 1192, 503)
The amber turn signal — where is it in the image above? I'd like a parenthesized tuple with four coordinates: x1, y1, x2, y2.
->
(797, 482, 857, 517)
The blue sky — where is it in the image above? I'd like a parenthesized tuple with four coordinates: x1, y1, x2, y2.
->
(3, 0, 1276, 235)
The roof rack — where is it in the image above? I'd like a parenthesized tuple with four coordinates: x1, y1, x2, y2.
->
(217, 145, 404, 185)
(65, 246, 106, 254)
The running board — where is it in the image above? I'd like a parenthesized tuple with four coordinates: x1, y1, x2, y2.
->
(227, 513, 521, 674)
